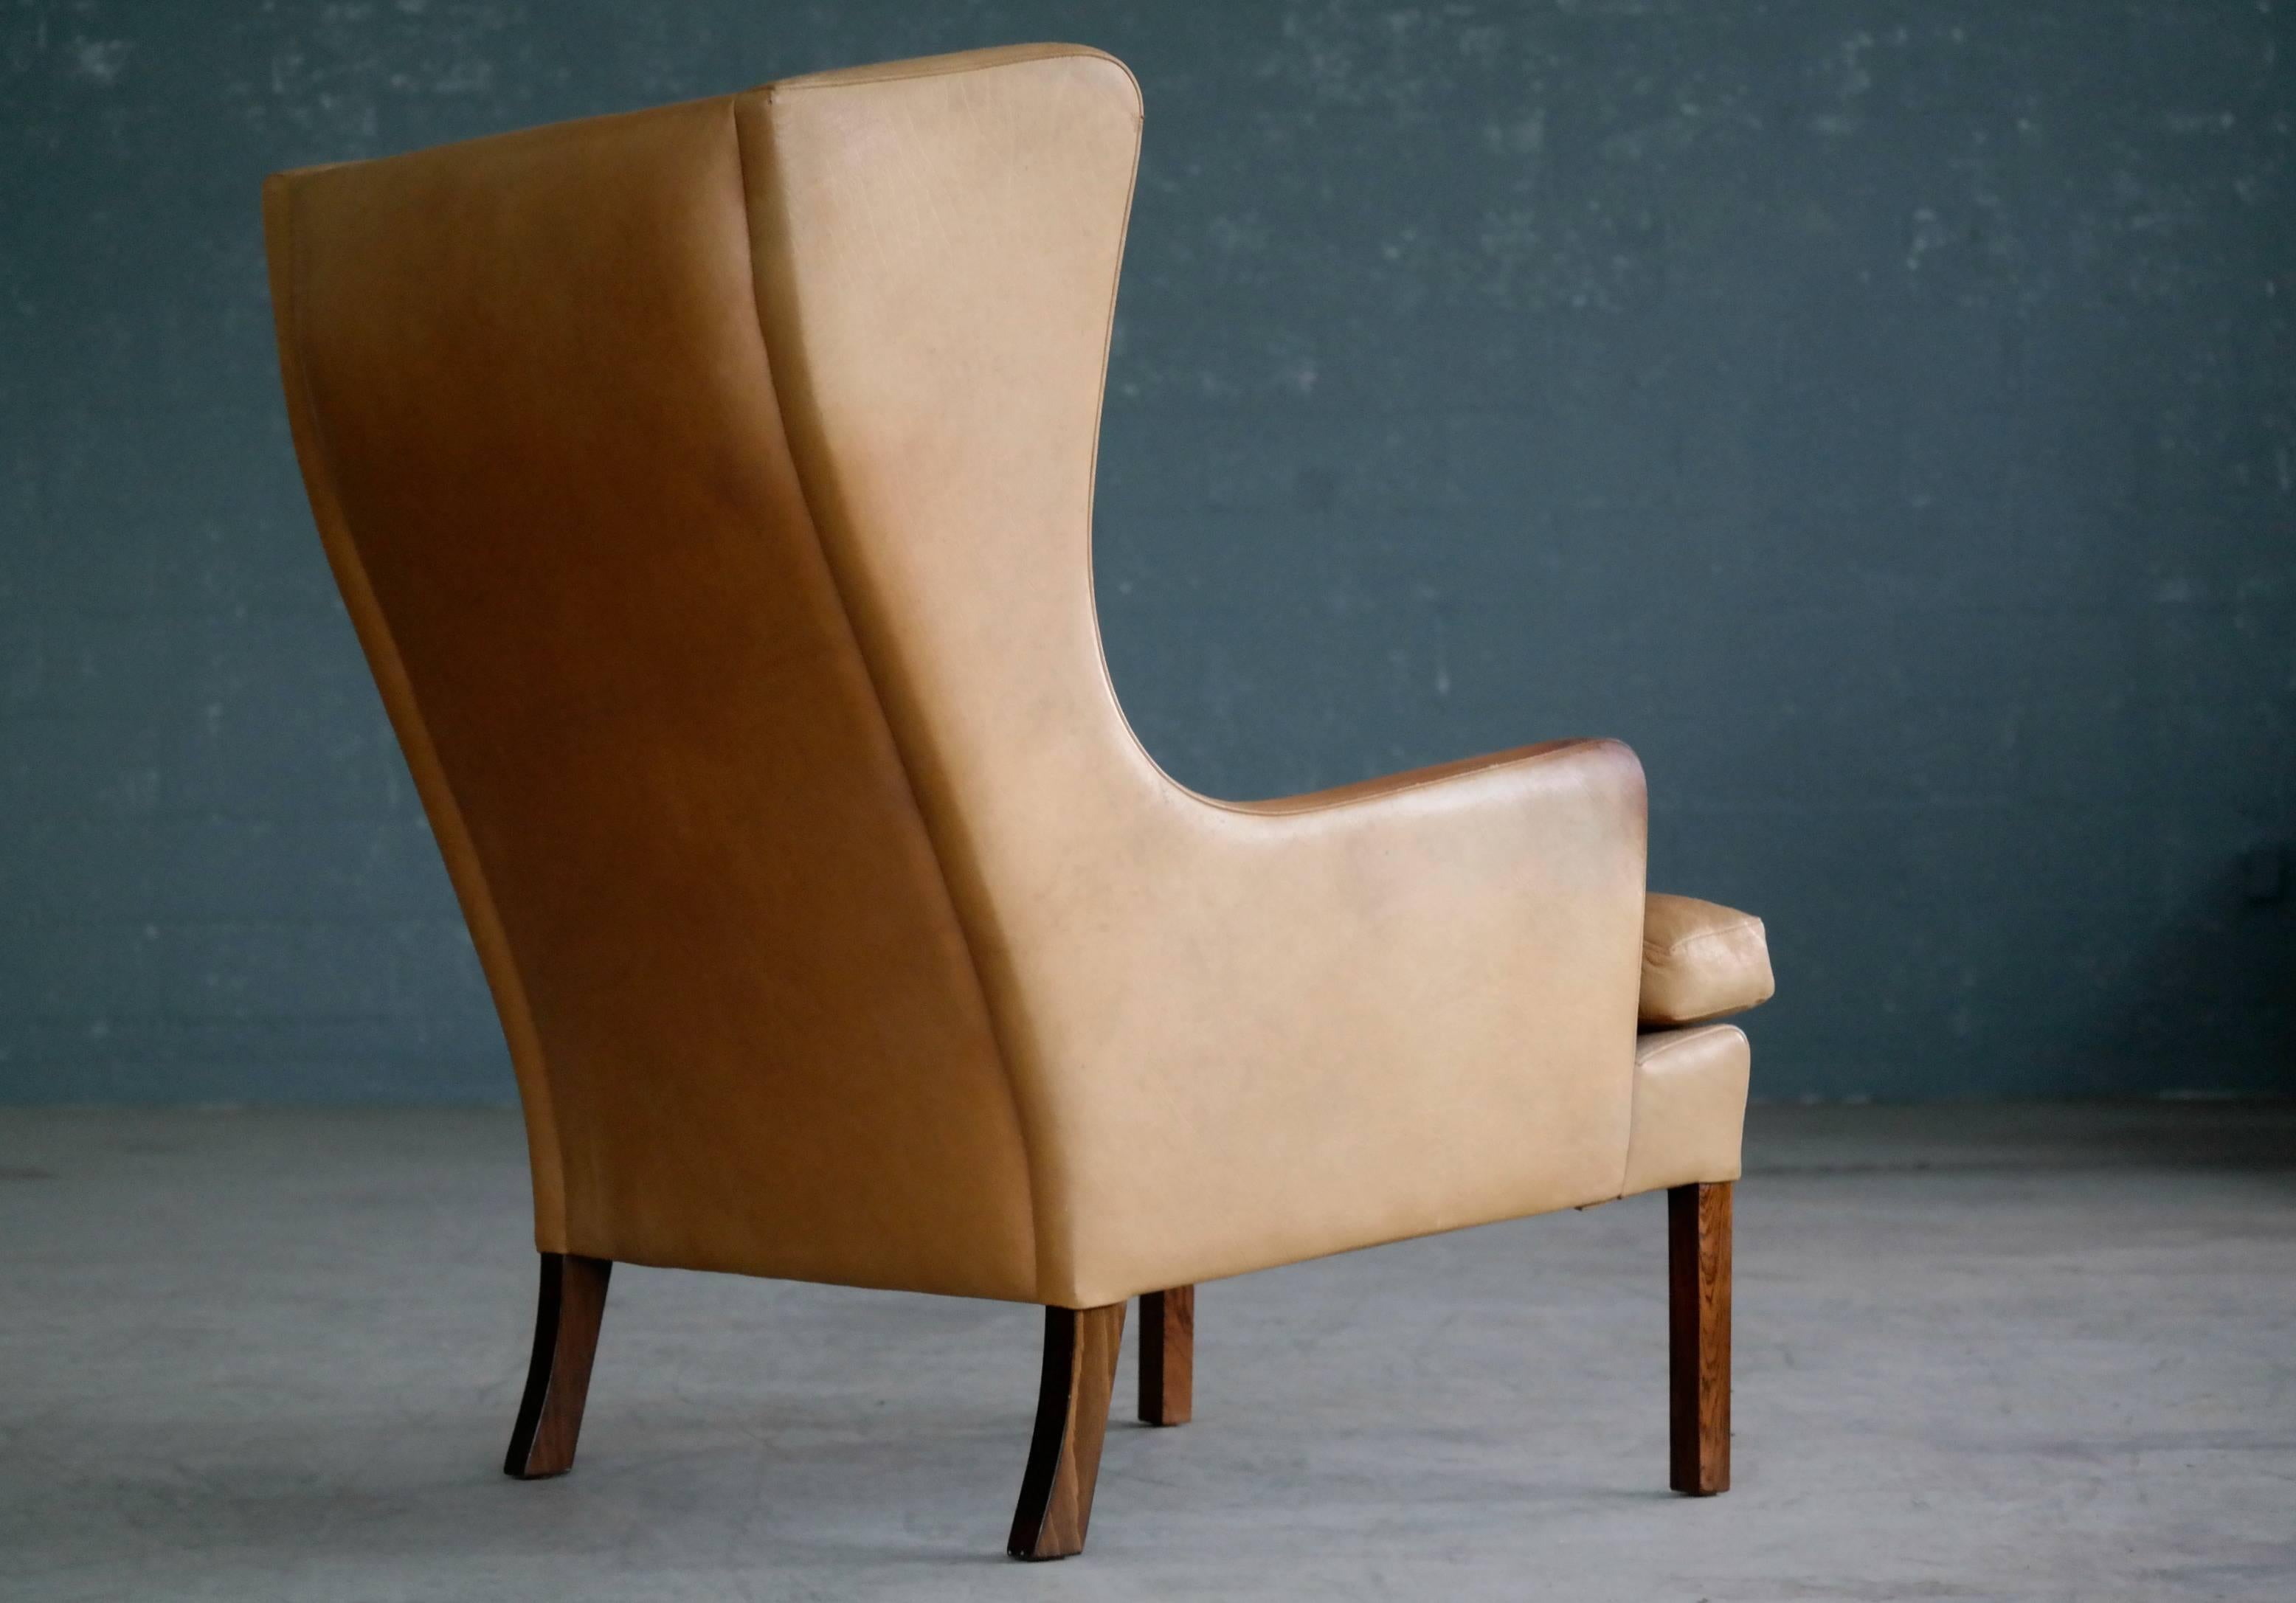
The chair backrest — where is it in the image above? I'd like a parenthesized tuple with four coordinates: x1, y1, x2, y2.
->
(264, 46, 1147, 1301)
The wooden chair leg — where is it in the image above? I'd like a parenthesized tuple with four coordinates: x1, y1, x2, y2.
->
(1668, 1181, 1732, 1495)
(504, 1252, 612, 1479)
(1007, 1302, 1125, 1560)
(1138, 1286, 1194, 1426)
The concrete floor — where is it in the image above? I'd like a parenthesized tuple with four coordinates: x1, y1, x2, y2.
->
(1, 1105, 2291, 1602)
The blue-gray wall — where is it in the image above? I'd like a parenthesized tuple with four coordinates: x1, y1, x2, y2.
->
(3, 2, 2291, 1104)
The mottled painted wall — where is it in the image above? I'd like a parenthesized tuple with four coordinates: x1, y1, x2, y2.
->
(2, 2, 2291, 1103)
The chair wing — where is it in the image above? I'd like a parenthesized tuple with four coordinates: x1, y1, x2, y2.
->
(264, 91, 1037, 1301)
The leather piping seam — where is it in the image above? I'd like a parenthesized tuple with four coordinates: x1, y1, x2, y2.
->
(724, 94, 1042, 1301)
(1223, 738, 1615, 818)
(1616, 1039, 1646, 1202)
(1645, 918, 1766, 960)
(765, 41, 1125, 94)
(275, 176, 570, 1242)
(1062, 67, 1144, 1308)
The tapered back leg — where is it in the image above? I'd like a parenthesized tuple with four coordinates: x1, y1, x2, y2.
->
(505, 1253, 612, 1479)
(1008, 1303, 1126, 1559)
(1667, 1183, 1732, 1495)
(1138, 1287, 1194, 1426)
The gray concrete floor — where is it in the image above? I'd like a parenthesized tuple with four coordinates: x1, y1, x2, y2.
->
(1, 1104, 2292, 1602)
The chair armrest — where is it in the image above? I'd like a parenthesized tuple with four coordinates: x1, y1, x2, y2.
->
(1009, 737, 1650, 1306)
(1640, 894, 1775, 1025)
(1220, 737, 1592, 816)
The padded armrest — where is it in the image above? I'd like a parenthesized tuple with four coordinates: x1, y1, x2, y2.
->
(1639, 894, 1775, 1026)
(995, 736, 1651, 1305)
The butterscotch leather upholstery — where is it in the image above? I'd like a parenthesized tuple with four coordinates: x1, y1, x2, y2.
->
(1640, 894, 1777, 1026)
(1622, 1025, 1752, 1195)
(263, 43, 1770, 1312)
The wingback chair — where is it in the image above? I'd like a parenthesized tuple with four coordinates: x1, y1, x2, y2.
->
(263, 42, 1776, 1560)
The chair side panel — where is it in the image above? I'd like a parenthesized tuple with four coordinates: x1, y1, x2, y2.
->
(264, 97, 1037, 1301)
(741, 57, 1645, 1306)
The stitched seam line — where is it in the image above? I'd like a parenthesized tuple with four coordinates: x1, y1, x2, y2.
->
(1644, 987, 1765, 1020)
(725, 94, 1042, 1301)
(1616, 1039, 1648, 1199)
(1645, 918, 1762, 960)
(764, 42, 1122, 94)
(1222, 738, 1606, 818)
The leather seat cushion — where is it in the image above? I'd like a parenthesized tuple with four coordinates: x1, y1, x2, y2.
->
(1639, 894, 1774, 1026)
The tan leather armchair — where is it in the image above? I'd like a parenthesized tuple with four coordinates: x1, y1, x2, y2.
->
(263, 42, 1776, 1560)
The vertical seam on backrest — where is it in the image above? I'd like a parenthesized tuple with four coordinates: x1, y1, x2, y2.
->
(1616, 880, 1656, 1200)
(272, 174, 571, 1244)
(724, 94, 1045, 1302)
(1617, 1045, 1647, 1200)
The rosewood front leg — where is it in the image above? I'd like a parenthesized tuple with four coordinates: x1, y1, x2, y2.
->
(1007, 1302, 1125, 1560)
(1667, 1182, 1732, 1495)
(1138, 1286, 1194, 1426)
(504, 1252, 612, 1479)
